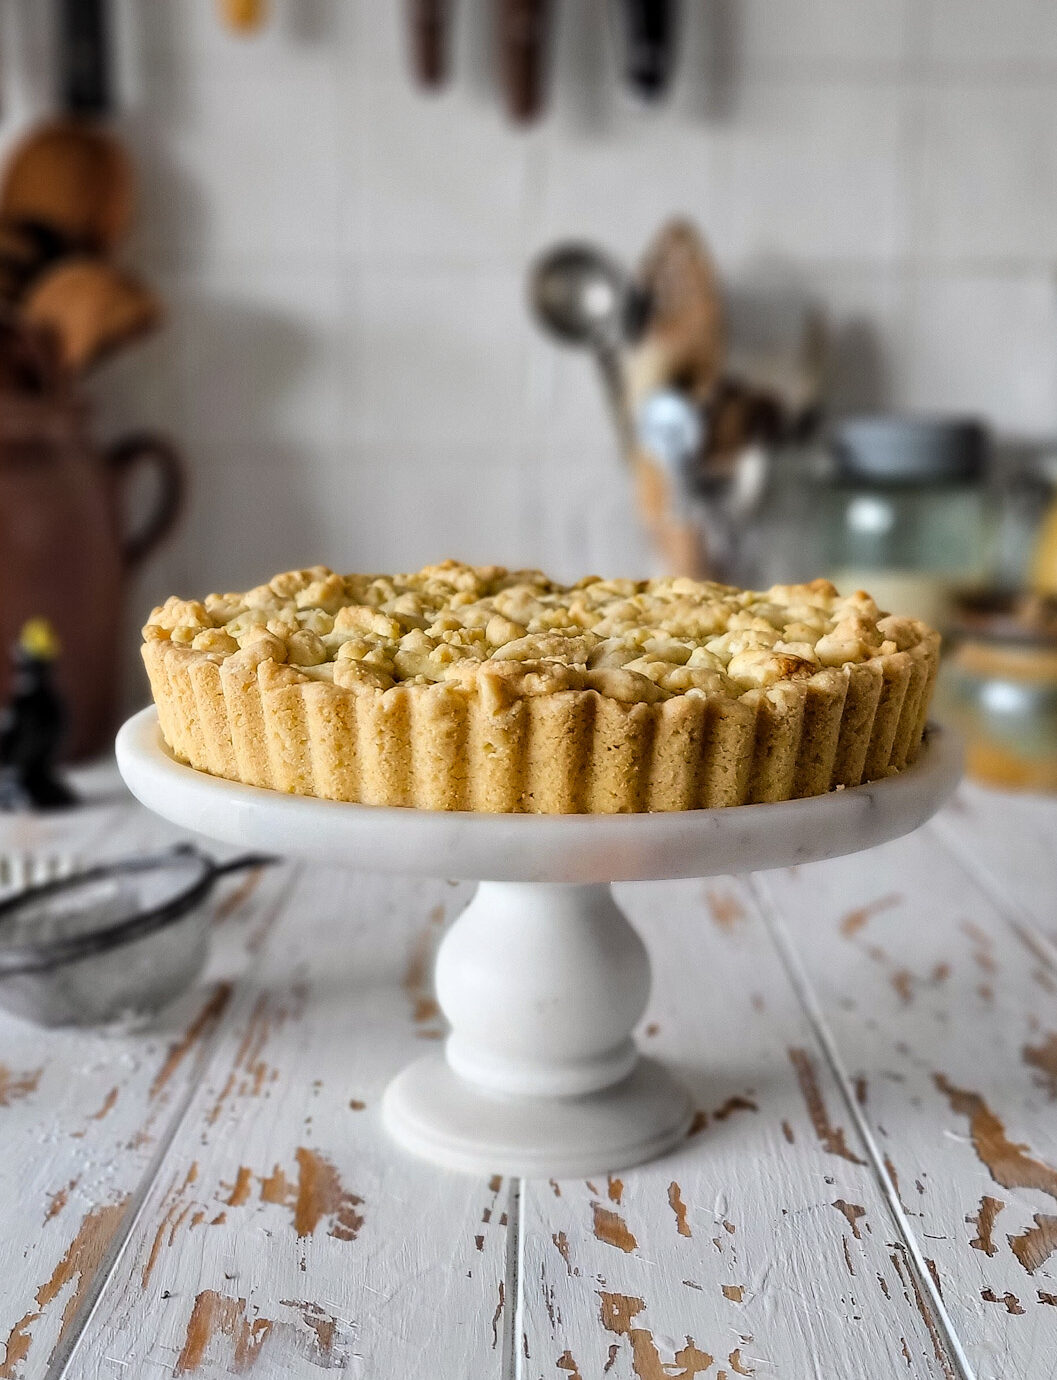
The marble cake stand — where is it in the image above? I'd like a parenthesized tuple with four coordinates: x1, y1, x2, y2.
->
(116, 708, 961, 1177)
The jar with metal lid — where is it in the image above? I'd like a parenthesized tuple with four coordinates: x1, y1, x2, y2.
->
(819, 417, 995, 629)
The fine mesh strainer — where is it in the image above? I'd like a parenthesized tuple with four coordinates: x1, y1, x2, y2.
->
(0, 845, 275, 1027)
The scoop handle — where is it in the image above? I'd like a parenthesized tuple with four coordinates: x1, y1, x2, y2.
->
(59, 0, 111, 115)
(211, 853, 279, 878)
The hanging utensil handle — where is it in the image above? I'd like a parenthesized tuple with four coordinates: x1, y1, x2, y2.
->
(408, 0, 453, 87)
(219, 0, 268, 33)
(106, 431, 185, 569)
(59, 0, 111, 116)
(498, 0, 552, 123)
(618, 0, 678, 100)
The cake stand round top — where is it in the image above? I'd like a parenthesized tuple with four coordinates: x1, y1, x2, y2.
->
(116, 708, 961, 884)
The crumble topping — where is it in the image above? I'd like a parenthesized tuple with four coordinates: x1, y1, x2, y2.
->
(143, 560, 922, 704)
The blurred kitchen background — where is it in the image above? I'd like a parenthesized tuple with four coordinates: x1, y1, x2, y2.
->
(3, 0, 1057, 788)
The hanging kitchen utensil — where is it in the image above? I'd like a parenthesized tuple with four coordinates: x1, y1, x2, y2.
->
(0, 124, 134, 256)
(530, 242, 643, 456)
(220, 0, 268, 33)
(59, 0, 111, 116)
(624, 219, 725, 410)
(408, 0, 454, 87)
(22, 257, 162, 374)
(616, 0, 678, 100)
(1, 0, 133, 258)
(498, 0, 552, 123)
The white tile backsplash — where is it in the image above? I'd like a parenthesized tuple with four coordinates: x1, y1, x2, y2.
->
(736, 0, 913, 72)
(122, 67, 344, 269)
(914, 85, 1057, 263)
(341, 267, 530, 446)
(315, 444, 533, 575)
(895, 272, 1057, 434)
(355, 77, 536, 266)
(40, 0, 1057, 608)
(923, 0, 1057, 71)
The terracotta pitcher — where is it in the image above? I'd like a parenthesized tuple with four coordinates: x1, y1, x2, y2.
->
(0, 391, 183, 758)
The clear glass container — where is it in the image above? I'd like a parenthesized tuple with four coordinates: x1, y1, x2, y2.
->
(745, 418, 996, 628)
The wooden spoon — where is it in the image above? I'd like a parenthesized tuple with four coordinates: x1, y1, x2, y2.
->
(0, 121, 134, 254)
(22, 258, 161, 374)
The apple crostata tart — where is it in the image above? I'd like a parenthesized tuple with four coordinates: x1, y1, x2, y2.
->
(142, 561, 939, 813)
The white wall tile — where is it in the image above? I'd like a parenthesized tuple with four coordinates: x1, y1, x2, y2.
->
(176, 442, 340, 594)
(892, 273, 1057, 434)
(535, 115, 721, 263)
(709, 83, 910, 266)
(769, 267, 907, 414)
(314, 445, 532, 574)
(924, 0, 1057, 70)
(130, 0, 349, 79)
(736, 0, 912, 72)
(351, 76, 535, 265)
(172, 268, 345, 448)
(523, 441, 653, 582)
(913, 86, 1057, 263)
(538, 82, 909, 269)
(342, 268, 531, 445)
(121, 67, 344, 269)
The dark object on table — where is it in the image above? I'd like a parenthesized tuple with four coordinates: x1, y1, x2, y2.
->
(0, 619, 77, 811)
(617, 0, 678, 100)
(0, 845, 276, 1025)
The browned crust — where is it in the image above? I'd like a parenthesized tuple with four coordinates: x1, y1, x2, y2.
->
(142, 627, 940, 813)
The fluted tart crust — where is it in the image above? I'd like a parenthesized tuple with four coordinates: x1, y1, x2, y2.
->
(141, 560, 939, 813)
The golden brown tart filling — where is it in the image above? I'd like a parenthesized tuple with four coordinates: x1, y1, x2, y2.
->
(142, 560, 939, 812)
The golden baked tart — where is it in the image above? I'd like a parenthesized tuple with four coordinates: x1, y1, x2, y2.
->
(142, 561, 939, 813)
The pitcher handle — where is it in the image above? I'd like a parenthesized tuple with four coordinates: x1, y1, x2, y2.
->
(106, 432, 185, 568)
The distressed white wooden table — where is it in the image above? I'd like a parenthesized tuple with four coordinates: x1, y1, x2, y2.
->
(0, 760, 1054, 1380)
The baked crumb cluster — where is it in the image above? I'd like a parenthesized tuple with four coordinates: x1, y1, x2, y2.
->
(144, 560, 920, 702)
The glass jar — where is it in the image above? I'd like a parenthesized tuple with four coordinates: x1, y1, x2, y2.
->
(941, 590, 1057, 792)
(818, 417, 994, 631)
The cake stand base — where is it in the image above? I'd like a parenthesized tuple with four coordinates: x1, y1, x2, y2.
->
(383, 1056, 691, 1178)
(116, 709, 961, 1179)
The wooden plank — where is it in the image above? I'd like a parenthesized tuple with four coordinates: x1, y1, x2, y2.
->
(520, 876, 958, 1380)
(755, 807, 1057, 1380)
(0, 771, 291, 1380)
(930, 784, 1057, 944)
(66, 868, 511, 1380)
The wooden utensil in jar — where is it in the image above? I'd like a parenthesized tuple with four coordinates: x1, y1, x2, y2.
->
(498, 0, 552, 123)
(626, 219, 725, 408)
(22, 258, 161, 374)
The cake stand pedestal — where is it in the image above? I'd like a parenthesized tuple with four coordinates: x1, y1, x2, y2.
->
(116, 709, 960, 1177)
